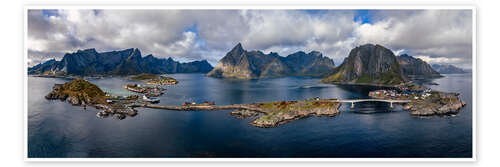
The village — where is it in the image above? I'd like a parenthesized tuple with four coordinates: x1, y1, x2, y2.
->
(369, 88, 433, 101)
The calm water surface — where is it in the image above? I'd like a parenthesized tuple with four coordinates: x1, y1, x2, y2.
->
(27, 73, 473, 158)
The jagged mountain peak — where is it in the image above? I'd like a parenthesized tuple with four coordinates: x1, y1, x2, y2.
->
(28, 48, 214, 76)
(207, 45, 335, 79)
(229, 43, 245, 55)
(76, 48, 98, 54)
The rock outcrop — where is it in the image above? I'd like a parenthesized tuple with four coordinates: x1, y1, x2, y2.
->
(397, 54, 442, 78)
(45, 78, 107, 105)
(28, 48, 213, 76)
(251, 99, 341, 128)
(206, 43, 335, 79)
(322, 44, 407, 85)
(403, 92, 466, 116)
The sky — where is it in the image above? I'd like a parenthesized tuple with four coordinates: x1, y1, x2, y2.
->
(27, 9, 473, 69)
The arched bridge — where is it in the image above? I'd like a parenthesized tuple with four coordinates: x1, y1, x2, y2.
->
(333, 99, 412, 108)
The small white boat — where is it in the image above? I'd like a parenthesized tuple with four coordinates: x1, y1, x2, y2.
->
(142, 95, 160, 103)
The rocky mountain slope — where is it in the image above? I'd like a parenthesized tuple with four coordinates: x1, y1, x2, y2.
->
(397, 54, 442, 78)
(322, 44, 407, 85)
(28, 48, 213, 76)
(206, 43, 335, 79)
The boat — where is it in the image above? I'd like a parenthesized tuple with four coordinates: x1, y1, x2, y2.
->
(142, 95, 160, 103)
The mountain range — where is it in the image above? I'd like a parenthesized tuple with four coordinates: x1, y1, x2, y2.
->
(431, 64, 467, 74)
(206, 43, 336, 79)
(29, 43, 457, 85)
(28, 48, 213, 76)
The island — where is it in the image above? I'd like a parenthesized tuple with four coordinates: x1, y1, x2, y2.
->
(44, 78, 139, 120)
(368, 83, 466, 116)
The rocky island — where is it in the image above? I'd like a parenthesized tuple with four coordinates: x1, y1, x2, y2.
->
(249, 99, 341, 128)
(44, 78, 139, 120)
(368, 83, 466, 116)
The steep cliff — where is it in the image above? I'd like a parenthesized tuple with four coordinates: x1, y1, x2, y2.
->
(322, 44, 407, 85)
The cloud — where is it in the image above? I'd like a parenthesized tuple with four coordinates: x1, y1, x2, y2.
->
(27, 9, 473, 68)
(354, 10, 473, 67)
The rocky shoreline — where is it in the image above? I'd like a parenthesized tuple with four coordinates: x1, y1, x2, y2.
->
(250, 99, 341, 128)
(368, 84, 466, 116)
(402, 92, 466, 116)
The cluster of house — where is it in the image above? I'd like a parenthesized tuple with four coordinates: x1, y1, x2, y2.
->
(371, 88, 433, 100)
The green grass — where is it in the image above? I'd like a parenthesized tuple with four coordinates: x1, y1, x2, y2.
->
(129, 73, 158, 80)
(60, 78, 107, 104)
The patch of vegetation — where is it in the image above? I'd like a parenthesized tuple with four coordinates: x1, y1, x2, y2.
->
(49, 78, 108, 104)
(129, 73, 158, 80)
(255, 99, 337, 122)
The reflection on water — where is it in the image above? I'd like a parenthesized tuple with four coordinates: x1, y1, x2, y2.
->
(28, 73, 473, 158)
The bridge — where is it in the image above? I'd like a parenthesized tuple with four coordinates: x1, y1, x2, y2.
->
(333, 99, 412, 108)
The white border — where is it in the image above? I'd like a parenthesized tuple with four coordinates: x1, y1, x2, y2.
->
(23, 5, 477, 162)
